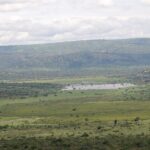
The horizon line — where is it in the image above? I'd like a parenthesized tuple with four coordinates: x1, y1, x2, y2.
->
(0, 37, 150, 47)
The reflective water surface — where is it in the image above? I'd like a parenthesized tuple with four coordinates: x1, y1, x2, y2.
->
(62, 83, 135, 91)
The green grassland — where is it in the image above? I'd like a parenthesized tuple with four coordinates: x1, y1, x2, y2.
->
(0, 77, 150, 149)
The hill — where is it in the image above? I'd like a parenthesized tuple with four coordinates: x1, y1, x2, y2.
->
(0, 38, 150, 80)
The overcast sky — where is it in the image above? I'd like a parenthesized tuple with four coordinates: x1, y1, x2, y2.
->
(0, 0, 150, 45)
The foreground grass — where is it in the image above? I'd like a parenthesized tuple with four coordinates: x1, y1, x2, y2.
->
(0, 135, 150, 150)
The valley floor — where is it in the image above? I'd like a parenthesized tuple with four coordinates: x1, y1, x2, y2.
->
(0, 77, 150, 149)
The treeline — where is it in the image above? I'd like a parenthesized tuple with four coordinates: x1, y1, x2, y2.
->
(0, 83, 62, 99)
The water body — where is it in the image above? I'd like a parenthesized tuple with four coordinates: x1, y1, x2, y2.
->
(62, 83, 135, 91)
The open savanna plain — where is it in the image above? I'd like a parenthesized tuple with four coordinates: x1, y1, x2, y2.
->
(0, 75, 150, 150)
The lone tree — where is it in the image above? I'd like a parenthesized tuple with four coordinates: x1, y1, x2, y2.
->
(114, 120, 118, 126)
(134, 117, 140, 125)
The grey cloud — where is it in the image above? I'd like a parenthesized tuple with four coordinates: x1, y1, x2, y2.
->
(0, 17, 150, 45)
(0, 0, 113, 12)
(0, 0, 150, 44)
(141, 0, 150, 5)
(0, 0, 49, 12)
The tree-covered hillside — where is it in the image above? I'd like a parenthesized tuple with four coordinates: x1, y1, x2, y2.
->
(0, 38, 150, 80)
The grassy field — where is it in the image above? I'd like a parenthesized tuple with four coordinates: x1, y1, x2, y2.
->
(0, 77, 150, 149)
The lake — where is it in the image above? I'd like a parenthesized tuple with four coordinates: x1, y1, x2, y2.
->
(62, 83, 135, 91)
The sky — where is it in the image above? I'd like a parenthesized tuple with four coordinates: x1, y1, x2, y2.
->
(0, 0, 150, 45)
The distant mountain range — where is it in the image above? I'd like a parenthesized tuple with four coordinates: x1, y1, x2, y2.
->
(0, 38, 150, 70)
